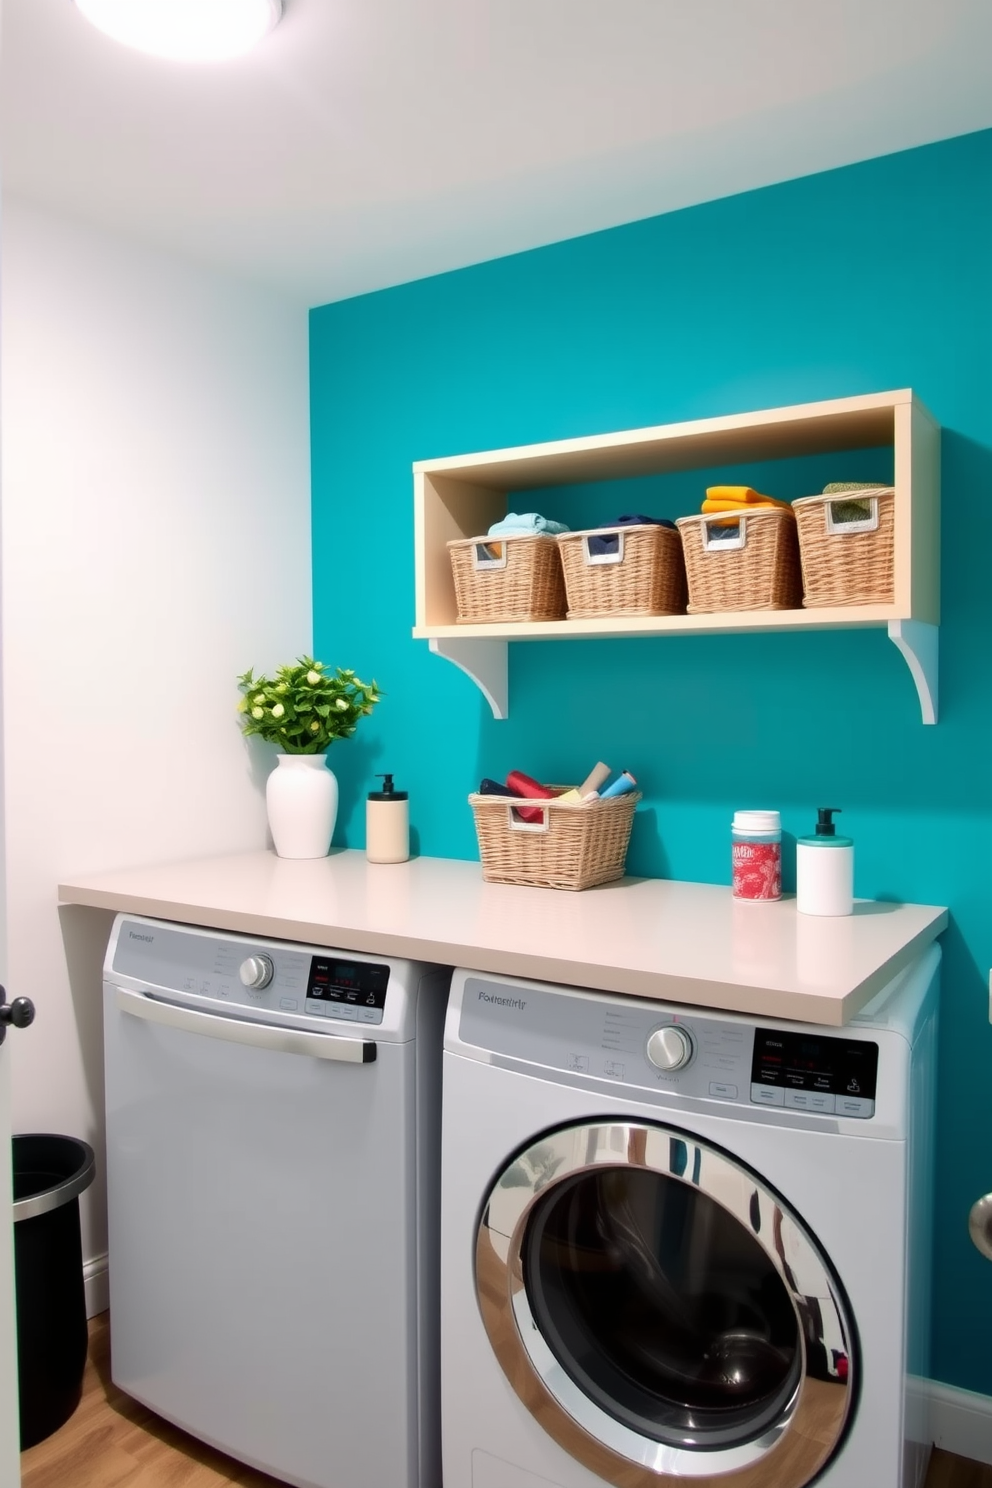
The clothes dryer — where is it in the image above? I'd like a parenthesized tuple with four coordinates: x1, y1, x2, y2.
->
(440, 947, 938, 1488)
(104, 915, 449, 1488)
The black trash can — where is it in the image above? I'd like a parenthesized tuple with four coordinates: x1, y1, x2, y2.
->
(12, 1134, 96, 1449)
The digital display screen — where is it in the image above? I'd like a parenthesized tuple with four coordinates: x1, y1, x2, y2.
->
(306, 956, 389, 1011)
(751, 1030, 878, 1100)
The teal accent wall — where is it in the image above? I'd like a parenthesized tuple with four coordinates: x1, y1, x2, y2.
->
(311, 129, 992, 1394)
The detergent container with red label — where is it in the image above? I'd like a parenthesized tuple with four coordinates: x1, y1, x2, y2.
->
(731, 809, 782, 902)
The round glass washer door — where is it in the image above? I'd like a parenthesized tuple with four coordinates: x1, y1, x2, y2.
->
(476, 1121, 855, 1488)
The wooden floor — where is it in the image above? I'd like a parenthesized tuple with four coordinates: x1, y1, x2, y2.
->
(20, 1314, 992, 1487)
(21, 1315, 283, 1488)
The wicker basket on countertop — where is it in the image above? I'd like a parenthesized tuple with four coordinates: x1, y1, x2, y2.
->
(793, 486, 895, 607)
(556, 524, 687, 618)
(447, 533, 566, 623)
(676, 506, 802, 613)
(469, 787, 640, 891)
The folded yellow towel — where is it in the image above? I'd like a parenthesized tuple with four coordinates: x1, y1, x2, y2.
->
(693, 485, 793, 525)
(703, 486, 791, 511)
(710, 494, 779, 511)
(702, 498, 790, 513)
(701, 504, 792, 521)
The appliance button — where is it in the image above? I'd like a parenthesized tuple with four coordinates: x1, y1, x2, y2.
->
(750, 1083, 785, 1107)
(603, 1061, 625, 1080)
(836, 1096, 874, 1119)
(567, 1055, 590, 1073)
(357, 1008, 379, 1023)
(708, 1082, 738, 1100)
(805, 1093, 836, 1114)
(332, 1004, 359, 1021)
(279, 998, 299, 1011)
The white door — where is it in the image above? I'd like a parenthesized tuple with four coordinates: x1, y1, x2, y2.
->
(0, 121, 20, 1473)
(0, 1032, 19, 1488)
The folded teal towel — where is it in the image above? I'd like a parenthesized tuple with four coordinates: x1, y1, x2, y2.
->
(487, 512, 570, 537)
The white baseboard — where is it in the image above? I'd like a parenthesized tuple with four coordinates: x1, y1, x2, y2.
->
(83, 1252, 109, 1319)
(929, 1378, 992, 1466)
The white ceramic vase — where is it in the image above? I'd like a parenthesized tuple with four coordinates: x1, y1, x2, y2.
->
(266, 754, 338, 859)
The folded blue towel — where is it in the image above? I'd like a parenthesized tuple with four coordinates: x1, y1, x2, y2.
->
(488, 512, 570, 537)
(587, 513, 675, 557)
(609, 512, 676, 530)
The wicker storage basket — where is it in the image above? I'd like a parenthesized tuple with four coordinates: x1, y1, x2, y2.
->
(793, 487, 895, 607)
(556, 525, 687, 619)
(469, 788, 640, 890)
(675, 507, 802, 613)
(447, 533, 566, 623)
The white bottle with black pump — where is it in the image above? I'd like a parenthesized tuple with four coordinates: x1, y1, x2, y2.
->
(796, 806, 854, 916)
(366, 774, 409, 863)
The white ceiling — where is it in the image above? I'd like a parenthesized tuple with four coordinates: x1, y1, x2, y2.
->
(4, 0, 992, 308)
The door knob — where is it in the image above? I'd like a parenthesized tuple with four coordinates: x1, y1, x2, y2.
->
(970, 1193, 992, 1263)
(0, 992, 36, 1046)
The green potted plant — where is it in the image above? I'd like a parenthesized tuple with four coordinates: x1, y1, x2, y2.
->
(237, 656, 380, 858)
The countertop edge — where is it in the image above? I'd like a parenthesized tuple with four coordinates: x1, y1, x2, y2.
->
(57, 872, 949, 1029)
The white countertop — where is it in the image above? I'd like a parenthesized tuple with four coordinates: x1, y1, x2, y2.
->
(57, 849, 947, 1026)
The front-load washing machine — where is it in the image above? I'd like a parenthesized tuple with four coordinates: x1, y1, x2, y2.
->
(440, 946, 939, 1488)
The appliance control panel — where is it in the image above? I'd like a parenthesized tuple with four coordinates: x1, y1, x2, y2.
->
(749, 1028, 877, 1118)
(110, 919, 389, 1025)
(459, 975, 878, 1119)
(304, 955, 389, 1025)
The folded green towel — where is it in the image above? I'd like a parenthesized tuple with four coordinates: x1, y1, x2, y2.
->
(822, 481, 890, 494)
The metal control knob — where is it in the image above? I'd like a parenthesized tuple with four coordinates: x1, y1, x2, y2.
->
(969, 1193, 992, 1263)
(646, 1025, 694, 1072)
(239, 955, 274, 991)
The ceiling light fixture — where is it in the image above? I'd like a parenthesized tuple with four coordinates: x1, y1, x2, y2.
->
(74, 0, 283, 63)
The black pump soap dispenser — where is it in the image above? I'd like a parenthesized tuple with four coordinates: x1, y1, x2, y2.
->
(366, 774, 409, 864)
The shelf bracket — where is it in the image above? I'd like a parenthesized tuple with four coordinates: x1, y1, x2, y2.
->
(429, 638, 508, 720)
(888, 620, 938, 724)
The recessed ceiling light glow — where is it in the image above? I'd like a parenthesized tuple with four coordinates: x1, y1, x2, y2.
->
(74, 0, 283, 63)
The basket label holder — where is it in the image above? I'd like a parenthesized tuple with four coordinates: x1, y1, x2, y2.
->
(825, 495, 881, 535)
(582, 532, 626, 566)
(508, 804, 551, 832)
(702, 517, 747, 551)
(473, 540, 507, 569)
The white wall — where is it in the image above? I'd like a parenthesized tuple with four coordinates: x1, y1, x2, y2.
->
(0, 196, 312, 1274)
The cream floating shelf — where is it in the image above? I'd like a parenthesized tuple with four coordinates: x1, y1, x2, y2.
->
(413, 389, 940, 723)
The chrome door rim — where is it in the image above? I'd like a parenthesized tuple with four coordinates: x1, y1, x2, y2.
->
(476, 1120, 855, 1488)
